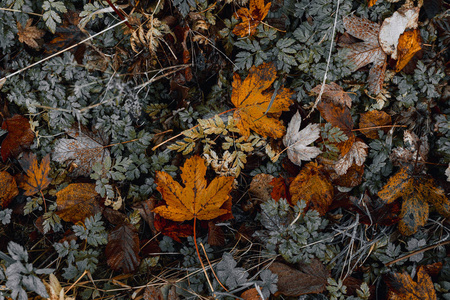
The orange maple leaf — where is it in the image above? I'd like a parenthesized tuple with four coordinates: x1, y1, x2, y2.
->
(153, 155, 234, 222)
(56, 183, 102, 223)
(231, 62, 294, 138)
(289, 162, 334, 215)
(18, 153, 52, 196)
(395, 29, 422, 72)
(386, 266, 437, 300)
(232, 0, 271, 37)
(378, 167, 450, 235)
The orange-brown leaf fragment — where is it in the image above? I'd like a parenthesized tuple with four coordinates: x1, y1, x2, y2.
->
(270, 259, 330, 297)
(241, 288, 263, 300)
(56, 183, 102, 223)
(232, 0, 271, 37)
(18, 153, 52, 196)
(153, 155, 234, 222)
(0, 171, 19, 208)
(387, 266, 437, 300)
(396, 29, 422, 72)
(311, 82, 352, 108)
(106, 223, 141, 273)
(378, 168, 450, 235)
(17, 19, 44, 49)
(1, 115, 35, 161)
(359, 110, 392, 139)
(232, 63, 294, 138)
(368, 0, 377, 7)
(289, 162, 334, 215)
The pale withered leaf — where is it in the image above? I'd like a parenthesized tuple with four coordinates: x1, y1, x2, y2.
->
(334, 140, 368, 175)
(283, 111, 321, 166)
(52, 125, 110, 177)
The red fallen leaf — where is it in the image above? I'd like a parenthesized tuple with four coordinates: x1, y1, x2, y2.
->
(207, 221, 225, 247)
(269, 259, 330, 296)
(153, 214, 193, 243)
(106, 223, 141, 273)
(422, 262, 443, 277)
(0, 171, 19, 208)
(269, 177, 290, 202)
(1, 115, 35, 161)
(18, 153, 52, 196)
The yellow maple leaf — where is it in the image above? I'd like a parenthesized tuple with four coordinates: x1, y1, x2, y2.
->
(153, 155, 234, 222)
(378, 167, 450, 236)
(232, 0, 271, 37)
(387, 266, 437, 300)
(231, 62, 294, 138)
(18, 153, 52, 196)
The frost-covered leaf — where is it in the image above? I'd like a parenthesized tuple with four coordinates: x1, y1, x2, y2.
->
(216, 252, 249, 290)
(53, 125, 110, 177)
(283, 111, 321, 166)
(379, 6, 419, 59)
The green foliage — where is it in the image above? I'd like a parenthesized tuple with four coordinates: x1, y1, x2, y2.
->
(0, 242, 53, 300)
(42, 0, 67, 33)
(254, 199, 337, 264)
(0, 208, 13, 225)
(72, 213, 108, 247)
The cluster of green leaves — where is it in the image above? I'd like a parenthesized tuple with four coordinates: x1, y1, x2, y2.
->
(254, 199, 338, 264)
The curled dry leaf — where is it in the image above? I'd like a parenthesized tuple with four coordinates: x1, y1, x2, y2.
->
(334, 140, 368, 176)
(106, 223, 141, 273)
(396, 29, 422, 72)
(378, 167, 450, 235)
(153, 155, 234, 222)
(386, 266, 437, 300)
(232, 62, 294, 138)
(56, 183, 102, 223)
(0, 171, 19, 208)
(52, 125, 110, 177)
(1, 115, 35, 161)
(311, 83, 352, 108)
(269, 259, 330, 297)
(44, 273, 75, 300)
(289, 162, 334, 215)
(17, 19, 45, 49)
(232, 0, 271, 37)
(18, 153, 52, 196)
(379, 6, 420, 59)
(359, 110, 392, 139)
(342, 15, 387, 95)
(283, 111, 321, 167)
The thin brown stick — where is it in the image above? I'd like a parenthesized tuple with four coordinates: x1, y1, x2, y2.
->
(200, 243, 228, 292)
(105, 0, 132, 29)
(193, 217, 216, 297)
(385, 240, 450, 267)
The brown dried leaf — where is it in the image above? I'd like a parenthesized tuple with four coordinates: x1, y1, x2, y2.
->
(378, 168, 450, 235)
(269, 259, 330, 297)
(396, 29, 422, 72)
(52, 125, 110, 177)
(1, 115, 35, 161)
(386, 266, 437, 300)
(249, 173, 274, 202)
(132, 198, 157, 235)
(232, 62, 294, 138)
(207, 221, 225, 247)
(289, 162, 334, 215)
(18, 153, 52, 196)
(311, 83, 352, 108)
(0, 171, 19, 208)
(143, 286, 164, 300)
(17, 19, 45, 49)
(342, 15, 387, 95)
(106, 223, 141, 273)
(359, 110, 392, 139)
(153, 214, 193, 242)
(232, 0, 271, 37)
(56, 183, 102, 223)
